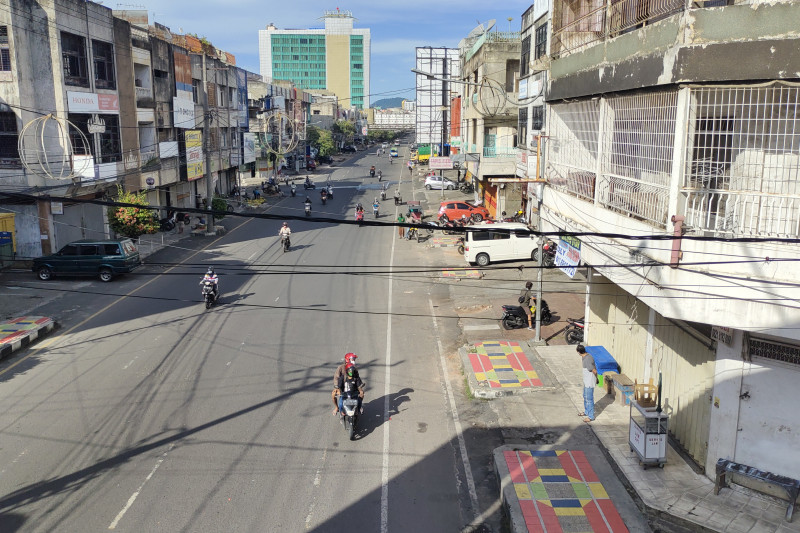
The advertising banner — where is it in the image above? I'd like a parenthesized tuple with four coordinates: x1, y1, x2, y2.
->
(67, 91, 119, 113)
(173, 96, 195, 128)
(554, 236, 582, 278)
(429, 157, 453, 170)
(243, 133, 256, 164)
(185, 130, 204, 181)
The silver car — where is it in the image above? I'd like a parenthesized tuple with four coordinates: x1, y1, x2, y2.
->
(424, 175, 457, 190)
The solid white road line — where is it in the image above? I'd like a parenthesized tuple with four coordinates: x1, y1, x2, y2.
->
(108, 443, 175, 529)
(429, 298, 480, 521)
(380, 218, 398, 533)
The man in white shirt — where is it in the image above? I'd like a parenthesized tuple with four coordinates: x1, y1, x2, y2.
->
(577, 345, 597, 423)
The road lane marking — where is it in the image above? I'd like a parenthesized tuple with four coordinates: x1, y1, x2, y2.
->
(108, 443, 175, 529)
(429, 298, 480, 521)
(0, 220, 252, 378)
(304, 448, 328, 530)
(380, 210, 399, 533)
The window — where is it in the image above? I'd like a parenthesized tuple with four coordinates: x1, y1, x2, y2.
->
(61, 32, 88, 86)
(531, 106, 544, 130)
(60, 244, 79, 256)
(517, 107, 528, 148)
(0, 111, 19, 159)
(0, 26, 10, 72)
(153, 69, 168, 79)
(520, 35, 530, 77)
(192, 79, 200, 103)
(103, 244, 121, 255)
(68, 113, 92, 156)
(79, 244, 99, 256)
(92, 40, 115, 89)
(98, 114, 120, 163)
(534, 23, 548, 60)
(505, 60, 519, 92)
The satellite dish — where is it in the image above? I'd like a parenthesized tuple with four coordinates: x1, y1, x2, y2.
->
(466, 18, 496, 39)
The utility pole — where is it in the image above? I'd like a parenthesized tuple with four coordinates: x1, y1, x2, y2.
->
(202, 53, 214, 227)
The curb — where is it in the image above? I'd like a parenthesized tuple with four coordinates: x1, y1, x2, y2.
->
(458, 344, 555, 399)
(0, 317, 57, 361)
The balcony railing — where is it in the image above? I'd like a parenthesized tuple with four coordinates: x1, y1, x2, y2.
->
(597, 173, 670, 227)
(482, 146, 517, 158)
(683, 190, 800, 238)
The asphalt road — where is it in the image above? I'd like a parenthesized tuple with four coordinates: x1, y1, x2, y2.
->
(0, 147, 478, 532)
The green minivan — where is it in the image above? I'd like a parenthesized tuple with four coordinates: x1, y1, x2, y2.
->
(32, 239, 141, 282)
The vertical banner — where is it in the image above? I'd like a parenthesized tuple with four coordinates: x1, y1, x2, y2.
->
(554, 236, 582, 278)
(185, 130, 204, 181)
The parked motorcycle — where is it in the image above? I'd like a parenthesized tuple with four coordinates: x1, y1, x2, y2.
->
(460, 182, 474, 194)
(500, 299, 552, 329)
(439, 217, 466, 235)
(339, 389, 361, 441)
(159, 212, 176, 232)
(201, 281, 218, 309)
(533, 240, 557, 267)
(564, 317, 585, 345)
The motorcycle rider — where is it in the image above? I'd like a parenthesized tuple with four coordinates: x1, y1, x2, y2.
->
(304, 176, 313, 188)
(372, 197, 380, 216)
(394, 189, 401, 205)
(336, 362, 365, 415)
(279, 222, 291, 246)
(320, 188, 328, 202)
(519, 281, 534, 330)
(290, 182, 297, 196)
(332, 353, 359, 414)
(377, 169, 382, 181)
(200, 267, 219, 300)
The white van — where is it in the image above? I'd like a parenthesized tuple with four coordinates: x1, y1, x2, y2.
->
(463, 222, 537, 266)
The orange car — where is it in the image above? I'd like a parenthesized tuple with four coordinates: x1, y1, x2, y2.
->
(438, 201, 491, 222)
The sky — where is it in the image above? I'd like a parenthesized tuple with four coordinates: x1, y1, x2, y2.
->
(138, 0, 534, 106)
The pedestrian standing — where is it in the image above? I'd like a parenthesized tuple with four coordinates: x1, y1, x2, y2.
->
(577, 345, 597, 423)
(518, 281, 534, 330)
(397, 212, 406, 238)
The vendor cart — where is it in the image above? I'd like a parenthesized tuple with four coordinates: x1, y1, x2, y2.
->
(629, 401, 669, 468)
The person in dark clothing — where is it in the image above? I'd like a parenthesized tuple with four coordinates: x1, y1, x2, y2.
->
(519, 281, 534, 330)
(336, 363, 365, 415)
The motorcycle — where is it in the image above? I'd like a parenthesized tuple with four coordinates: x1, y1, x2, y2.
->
(500, 299, 552, 329)
(378, 171, 382, 181)
(281, 235, 291, 253)
(159, 214, 176, 232)
(201, 281, 218, 309)
(533, 239, 557, 267)
(339, 389, 361, 441)
(369, 166, 375, 178)
(564, 317, 585, 345)
(355, 210, 364, 225)
(439, 217, 466, 235)
(305, 203, 312, 216)
(373, 204, 379, 218)
(304, 179, 316, 190)
(326, 185, 334, 199)
(290, 184, 296, 197)
(321, 192, 327, 205)
(460, 182, 474, 194)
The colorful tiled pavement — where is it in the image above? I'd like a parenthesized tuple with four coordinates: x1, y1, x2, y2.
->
(0, 316, 55, 359)
(468, 341, 543, 388)
(504, 449, 629, 533)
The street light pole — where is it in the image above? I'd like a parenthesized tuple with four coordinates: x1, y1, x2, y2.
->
(533, 178, 545, 342)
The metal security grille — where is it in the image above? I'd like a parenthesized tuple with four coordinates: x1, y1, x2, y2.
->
(597, 90, 676, 226)
(750, 338, 800, 366)
(546, 100, 600, 202)
(683, 85, 800, 237)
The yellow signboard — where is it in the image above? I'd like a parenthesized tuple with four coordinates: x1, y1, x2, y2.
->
(185, 130, 204, 181)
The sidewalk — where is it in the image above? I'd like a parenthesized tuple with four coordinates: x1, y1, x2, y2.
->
(0, 316, 55, 361)
(461, 340, 800, 533)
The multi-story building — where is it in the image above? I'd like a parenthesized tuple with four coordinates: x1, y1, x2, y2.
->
(258, 10, 370, 110)
(369, 108, 415, 131)
(0, 0, 138, 258)
(414, 47, 459, 157)
(516, 2, 551, 199)
(542, 0, 800, 479)
(456, 32, 520, 219)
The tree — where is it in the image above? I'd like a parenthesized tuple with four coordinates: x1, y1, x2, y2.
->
(333, 120, 356, 145)
(107, 185, 159, 240)
(306, 126, 336, 157)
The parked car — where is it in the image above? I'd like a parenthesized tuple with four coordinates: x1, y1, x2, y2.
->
(341, 145, 356, 153)
(463, 222, 537, 267)
(318, 155, 333, 164)
(438, 201, 491, 222)
(425, 175, 457, 190)
(32, 239, 141, 282)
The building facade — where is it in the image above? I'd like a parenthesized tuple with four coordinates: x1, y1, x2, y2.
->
(541, 0, 800, 479)
(258, 10, 370, 110)
(415, 47, 460, 155)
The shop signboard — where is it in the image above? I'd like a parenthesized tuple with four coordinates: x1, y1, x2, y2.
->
(554, 236, 581, 278)
(185, 130, 204, 181)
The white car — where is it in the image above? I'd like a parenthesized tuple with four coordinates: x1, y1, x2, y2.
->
(424, 175, 457, 190)
(381, 142, 388, 148)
